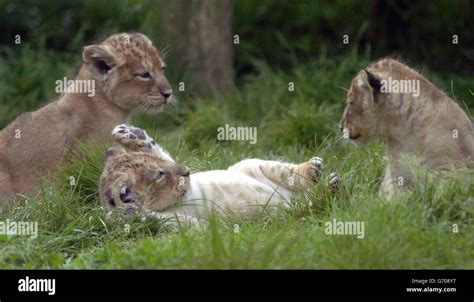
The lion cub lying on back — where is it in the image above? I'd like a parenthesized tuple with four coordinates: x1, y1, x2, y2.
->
(99, 125, 339, 223)
(340, 58, 474, 198)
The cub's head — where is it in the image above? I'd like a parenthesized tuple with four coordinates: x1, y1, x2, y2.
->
(99, 146, 190, 213)
(339, 69, 387, 145)
(82, 32, 172, 113)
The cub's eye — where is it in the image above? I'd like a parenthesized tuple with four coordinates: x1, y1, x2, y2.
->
(138, 72, 152, 80)
(154, 169, 166, 182)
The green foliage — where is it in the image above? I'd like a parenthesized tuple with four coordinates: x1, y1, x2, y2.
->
(233, 0, 474, 75)
(0, 55, 473, 269)
(0, 0, 159, 52)
(183, 102, 230, 149)
(3, 150, 472, 269)
(181, 53, 370, 150)
(57, 142, 110, 203)
(0, 1, 473, 268)
(0, 45, 76, 127)
(179, 53, 474, 151)
(233, 0, 371, 73)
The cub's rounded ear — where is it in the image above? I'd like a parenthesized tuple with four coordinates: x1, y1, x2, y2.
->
(106, 146, 126, 160)
(82, 45, 117, 76)
(363, 69, 382, 92)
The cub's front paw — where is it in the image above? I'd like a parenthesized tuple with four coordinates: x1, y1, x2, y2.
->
(112, 124, 156, 152)
(118, 182, 138, 204)
(106, 176, 139, 208)
(327, 172, 341, 192)
(307, 156, 324, 183)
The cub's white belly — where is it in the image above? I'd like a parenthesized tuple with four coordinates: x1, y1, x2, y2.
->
(172, 170, 292, 218)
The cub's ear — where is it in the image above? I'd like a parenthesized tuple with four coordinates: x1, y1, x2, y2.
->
(106, 146, 127, 160)
(363, 69, 382, 92)
(82, 45, 117, 76)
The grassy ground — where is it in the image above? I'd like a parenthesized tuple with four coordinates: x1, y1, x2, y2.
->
(0, 52, 473, 269)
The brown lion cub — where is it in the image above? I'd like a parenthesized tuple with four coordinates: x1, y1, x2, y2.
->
(0, 33, 173, 207)
(340, 58, 474, 198)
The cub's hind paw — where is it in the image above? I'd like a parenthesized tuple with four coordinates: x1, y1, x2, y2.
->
(112, 124, 156, 152)
(327, 172, 341, 192)
(308, 156, 324, 182)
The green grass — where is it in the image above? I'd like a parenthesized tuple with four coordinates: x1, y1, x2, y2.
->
(0, 53, 473, 269)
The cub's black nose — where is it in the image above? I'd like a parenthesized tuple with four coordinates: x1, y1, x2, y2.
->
(160, 90, 172, 98)
(120, 187, 135, 203)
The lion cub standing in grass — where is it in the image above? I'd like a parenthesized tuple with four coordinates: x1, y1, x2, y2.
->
(0, 33, 173, 207)
(340, 58, 474, 198)
(99, 125, 340, 223)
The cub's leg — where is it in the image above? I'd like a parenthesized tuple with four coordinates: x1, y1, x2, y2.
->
(100, 171, 139, 210)
(229, 157, 340, 192)
(112, 124, 174, 162)
(0, 170, 14, 210)
(227, 158, 316, 192)
(380, 161, 414, 199)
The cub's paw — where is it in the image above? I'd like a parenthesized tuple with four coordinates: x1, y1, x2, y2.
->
(307, 156, 324, 183)
(104, 175, 139, 207)
(327, 172, 341, 192)
(112, 124, 156, 152)
(118, 182, 138, 205)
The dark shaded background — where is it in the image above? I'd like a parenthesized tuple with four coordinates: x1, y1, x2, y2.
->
(1, 0, 472, 74)
(0, 0, 473, 130)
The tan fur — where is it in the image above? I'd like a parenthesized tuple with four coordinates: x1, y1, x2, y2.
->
(0, 33, 173, 206)
(340, 58, 474, 198)
(99, 146, 190, 212)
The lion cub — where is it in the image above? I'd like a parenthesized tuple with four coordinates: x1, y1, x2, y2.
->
(0, 33, 173, 206)
(340, 58, 474, 198)
(99, 125, 340, 223)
